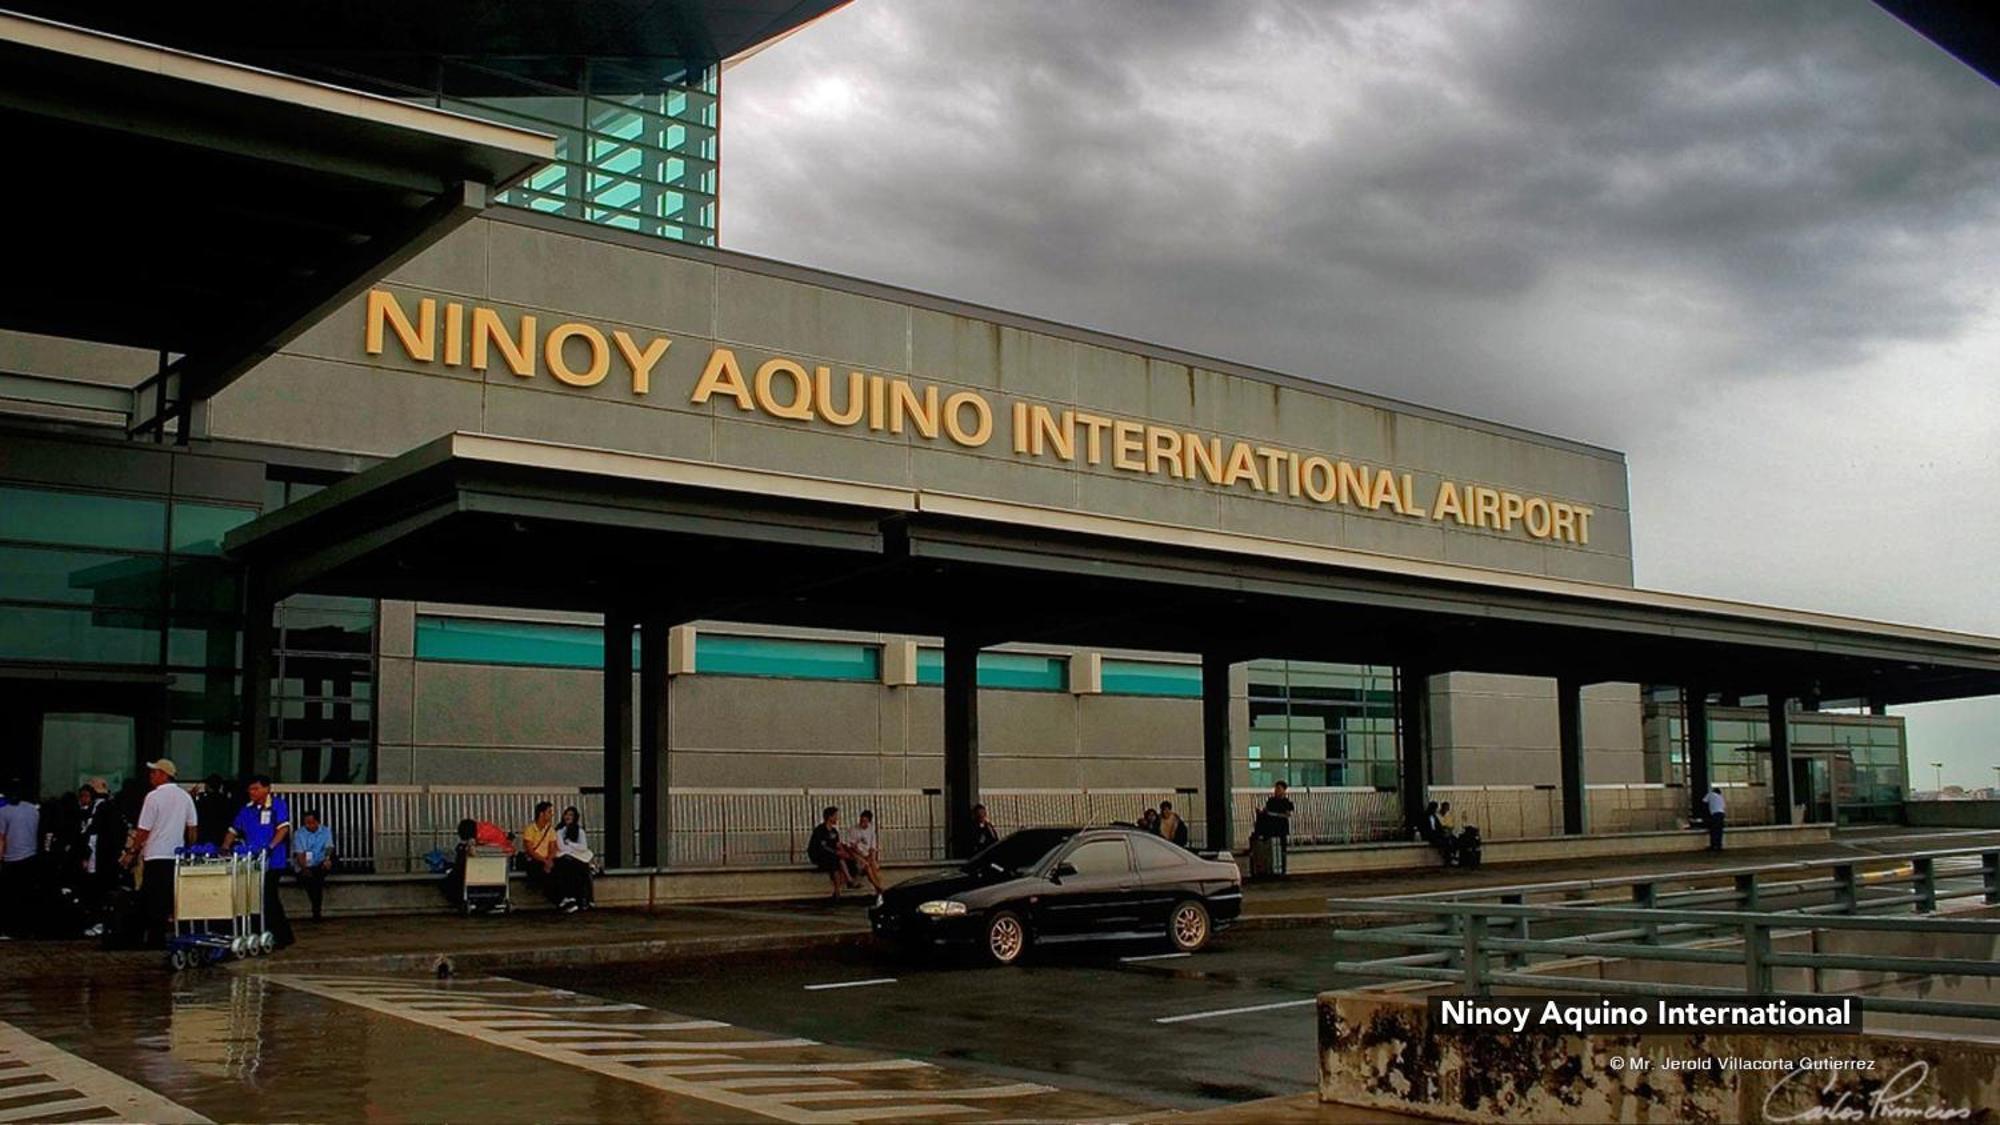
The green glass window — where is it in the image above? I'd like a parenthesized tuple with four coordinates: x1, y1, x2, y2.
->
(0, 605, 160, 664)
(1101, 659, 1203, 698)
(0, 486, 165, 551)
(171, 502, 258, 555)
(168, 618, 243, 669)
(416, 616, 607, 668)
(912, 649, 1071, 690)
(696, 635, 879, 681)
(0, 545, 163, 608)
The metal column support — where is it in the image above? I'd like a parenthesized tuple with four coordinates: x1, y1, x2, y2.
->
(1558, 676, 1586, 836)
(1398, 666, 1431, 833)
(638, 613, 672, 869)
(1767, 695, 1795, 826)
(1202, 652, 1233, 853)
(942, 634, 981, 858)
(602, 611, 635, 869)
(238, 579, 276, 778)
(1684, 688, 1711, 819)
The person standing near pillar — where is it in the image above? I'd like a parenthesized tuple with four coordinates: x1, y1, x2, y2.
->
(1703, 786, 1726, 851)
(224, 775, 294, 950)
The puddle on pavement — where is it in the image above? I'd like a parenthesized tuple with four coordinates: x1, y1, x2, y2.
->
(0, 972, 766, 1124)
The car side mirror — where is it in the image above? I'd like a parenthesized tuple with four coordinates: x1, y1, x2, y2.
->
(1051, 861, 1077, 881)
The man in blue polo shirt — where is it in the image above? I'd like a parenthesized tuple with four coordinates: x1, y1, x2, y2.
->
(223, 775, 294, 950)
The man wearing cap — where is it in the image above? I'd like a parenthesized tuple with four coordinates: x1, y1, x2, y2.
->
(125, 759, 197, 948)
(223, 775, 294, 950)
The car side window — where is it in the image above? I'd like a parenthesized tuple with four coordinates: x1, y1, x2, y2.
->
(1131, 833, 1189, 870)
(1063, 838, 1131, 877)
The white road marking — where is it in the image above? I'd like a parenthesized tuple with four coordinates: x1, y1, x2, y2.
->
(271, 975, 1070, 1123)
(804, 978, 898, 991)
(1153, 998, 1317, 1024)
(478, 1019, 730, 1032)
(0, 1020, 211, 1124)
(787, 1084, 1055, 1104)
(1119, 952, 1190, 963)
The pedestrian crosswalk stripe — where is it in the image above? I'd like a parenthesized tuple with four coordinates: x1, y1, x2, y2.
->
(0, 1021, 210, 1125)
(269, 974, 1075, 1124)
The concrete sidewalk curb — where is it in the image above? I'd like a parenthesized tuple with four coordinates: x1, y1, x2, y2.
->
(247, 928, 874, 976)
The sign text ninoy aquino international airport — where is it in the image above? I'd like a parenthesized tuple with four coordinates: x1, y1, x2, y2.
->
(364, 290, 1594, 545)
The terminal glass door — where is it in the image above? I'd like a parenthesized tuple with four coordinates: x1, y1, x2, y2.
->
(41, 712, 138, 794)
(1790, 754, 1836, 824)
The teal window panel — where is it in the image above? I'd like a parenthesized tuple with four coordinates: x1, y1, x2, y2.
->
(696, 635, 879, 682)
(171, 502, 259, 555)
(1101, 659, 1203, 698)
(416, 616, 608, 669)
(912, 649, 1067, 691)
(0, 605, 159, 664)
(975, 652, 1066, 691)
(0, 486, 165, 551)
(0, 545, 163, 608)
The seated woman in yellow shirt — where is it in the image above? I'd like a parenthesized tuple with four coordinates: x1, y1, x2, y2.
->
(520, 801, 559, 903)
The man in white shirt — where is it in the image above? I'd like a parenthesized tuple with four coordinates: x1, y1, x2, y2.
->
(845, 809, 885, 905)
(1703, 786, 1726, 852)
(125, 759, 197, 948)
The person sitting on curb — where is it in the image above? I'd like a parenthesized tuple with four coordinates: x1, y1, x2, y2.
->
(291, 810, 336, 922)
(552, 806, 595, 913)
(520, 801, 560, 903)
(807, 806, 852, 901)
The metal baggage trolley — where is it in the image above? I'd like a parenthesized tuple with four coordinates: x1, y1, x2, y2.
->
(459, 844, 512, 915)
(167, 847, 274, 970)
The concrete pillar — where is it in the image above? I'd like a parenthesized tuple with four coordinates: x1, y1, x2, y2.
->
(1767, 695, 1795, 826)
(238, 579, 276, 778)
(1202, 652, 1232, 852)
(942, 635, 981, 858)
(1558, 676, 1586, 835)
(1398, 666, 1431, 833)
(602, 611, 634, 868)
(638, 613, 672, 868)
(1684, 688, 1711, 819)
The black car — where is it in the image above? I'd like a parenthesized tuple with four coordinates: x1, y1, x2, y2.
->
(868, 825, 1244, 965)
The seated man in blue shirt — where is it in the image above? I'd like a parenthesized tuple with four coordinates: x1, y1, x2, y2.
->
(223, 775, 294, 950)
(290, 810, 335, 922)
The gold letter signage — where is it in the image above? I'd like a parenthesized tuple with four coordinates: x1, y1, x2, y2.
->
(364, 290, 1594, 544)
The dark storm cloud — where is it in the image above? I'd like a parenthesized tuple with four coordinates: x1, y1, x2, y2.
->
(726, 0, 2000, 419)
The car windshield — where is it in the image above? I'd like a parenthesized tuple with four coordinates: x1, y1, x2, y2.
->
(965, 828, 1076, 875)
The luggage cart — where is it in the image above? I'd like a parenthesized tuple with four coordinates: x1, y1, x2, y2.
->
(167, 848, 273, 970)
(459, 844, 512, 915)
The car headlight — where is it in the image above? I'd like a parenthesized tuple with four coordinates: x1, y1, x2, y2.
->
(916, 900, 968, 917)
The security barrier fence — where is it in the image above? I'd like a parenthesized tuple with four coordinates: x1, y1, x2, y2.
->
(267, 781, 1772, 874)
(1328, 845, 2000, 1020)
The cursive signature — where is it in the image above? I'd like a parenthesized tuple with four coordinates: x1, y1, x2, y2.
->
(1763, 1061, 1975, 1123)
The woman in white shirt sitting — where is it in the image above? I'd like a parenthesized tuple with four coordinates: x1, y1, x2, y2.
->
(553, 806, 595, 914)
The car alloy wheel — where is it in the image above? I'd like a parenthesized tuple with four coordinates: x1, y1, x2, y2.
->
(1170, 900, 1211, 953)
(985, 910, 1026, 965)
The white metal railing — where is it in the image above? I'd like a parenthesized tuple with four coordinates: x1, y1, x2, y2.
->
(267, 780, 1783, 874)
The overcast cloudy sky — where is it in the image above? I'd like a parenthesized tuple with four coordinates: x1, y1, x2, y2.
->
(721, 0, 2000, 788)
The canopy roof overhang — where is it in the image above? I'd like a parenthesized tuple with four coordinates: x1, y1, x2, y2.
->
(0, 12, 556, 437)
(224, 434, 2000, 707)
(1, 2, 852, 92)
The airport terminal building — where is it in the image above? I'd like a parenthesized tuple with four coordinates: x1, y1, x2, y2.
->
(4, 4, 1997, 864)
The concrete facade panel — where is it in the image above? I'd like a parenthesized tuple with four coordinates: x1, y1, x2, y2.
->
(411, 663, 604, 750)
(484, 382, 714, 461)
(0, 330, 157, 386)
(209, 354, 483, 458)
(672, 676, 885, 752)
(908, 445, 1075, 509)
(487, 221, 715, 336)
(712, 414, 910, 484)
(1076, 472, 1220, 529)
(385, 222, 489, 298)
(716, 268, 911, 374)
